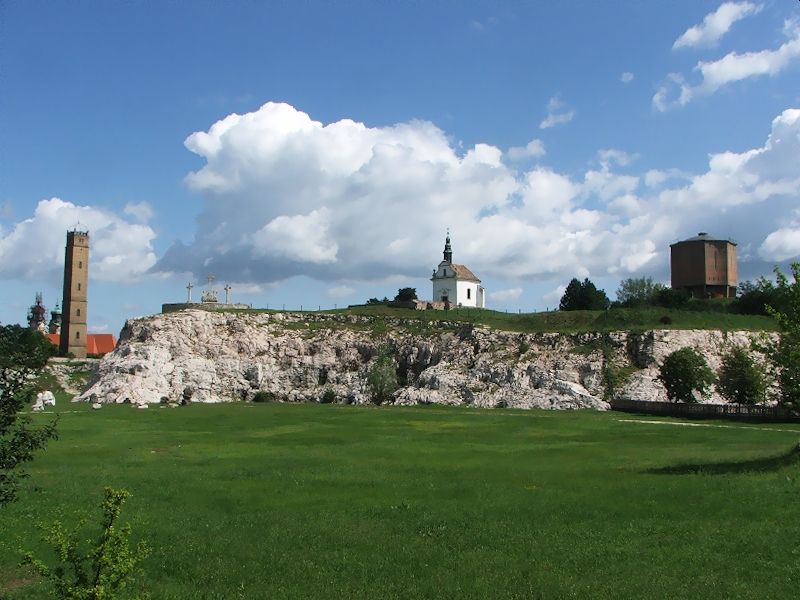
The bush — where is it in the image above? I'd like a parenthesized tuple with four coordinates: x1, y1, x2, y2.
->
(252, 391, 276, 403)
(659, 315, 673, 325)
(24, 487, 150, 599)
(717, 346, 767, 405)
(367, 347, 398, 405)
(320, 388, 337, 404)
(658, 347, 716, 403)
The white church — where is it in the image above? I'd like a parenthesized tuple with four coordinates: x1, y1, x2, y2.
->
(431, 233, 486, 308)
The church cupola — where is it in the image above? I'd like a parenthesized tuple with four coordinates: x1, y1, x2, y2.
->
(443, 231, 453, 264)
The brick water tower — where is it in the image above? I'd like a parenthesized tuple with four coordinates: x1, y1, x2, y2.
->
(670, 232, 737, 299)
(60, 230, 89, 357)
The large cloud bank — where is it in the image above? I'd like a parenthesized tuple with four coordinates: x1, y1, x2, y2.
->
(153, 102, 800, 286)
(0, 198, 157, 282)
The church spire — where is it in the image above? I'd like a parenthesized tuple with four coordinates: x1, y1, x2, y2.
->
(443, 230, 452, 263)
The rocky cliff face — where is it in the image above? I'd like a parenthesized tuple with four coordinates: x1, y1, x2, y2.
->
(78, 310, 767, 410)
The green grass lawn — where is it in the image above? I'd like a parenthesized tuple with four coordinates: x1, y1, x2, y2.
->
(2, 403, 799, 599)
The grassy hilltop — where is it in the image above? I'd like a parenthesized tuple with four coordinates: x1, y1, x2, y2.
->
(2, 402, 799, 599)
(222, 303, 778, 334)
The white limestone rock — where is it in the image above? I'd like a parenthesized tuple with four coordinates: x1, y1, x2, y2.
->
(77, 309, 773, 410)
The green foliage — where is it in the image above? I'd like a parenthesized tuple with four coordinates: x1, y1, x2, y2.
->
(734, 276, 788, 316)
(717, 346, 768, 405)
(763, 263, 800, 411)
(320, 388, 337, 404)
(0, 324, 58, 506)
(394, 288, 418, 303)
(252, 391, 276, 403)
(653, 287, 690, 309)
(658, 347, 716, 403)
(366, 346, 398, 405)
(559, 278, 610, 311)
(616, 277, 666, 307)
(24, 487, 150, 599)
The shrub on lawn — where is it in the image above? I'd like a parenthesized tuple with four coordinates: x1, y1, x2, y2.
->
(658, 347, 716, 403)
(252, 391, 276, 403)
(320, 388, 337, 404)
(717, 346, 768, 405)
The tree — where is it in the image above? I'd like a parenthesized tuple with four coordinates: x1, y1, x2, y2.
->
(717, 346, 767, 405)
(658, 347, 715, 403)
(559, 278, 610, 311)
(616, 277, 666, 307)
(394, 287, 418, 303)
(734, 277, 788, 316)
(0, 324, 58, 506)
(367, 346, 398, 405)
(764, 263, 800, 411)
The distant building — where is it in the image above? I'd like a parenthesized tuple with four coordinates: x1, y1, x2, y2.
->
(670, 232, 737, 299)
(27, 292, 48, 332)
(61, 230, 89, 358)
(430, 233, 485, 308)
(47, 333, 117, 356)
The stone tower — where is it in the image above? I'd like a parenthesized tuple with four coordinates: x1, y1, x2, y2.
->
(60, 230, 89, 357)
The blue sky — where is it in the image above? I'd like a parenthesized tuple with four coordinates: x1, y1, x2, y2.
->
(1, 0, 799, 334)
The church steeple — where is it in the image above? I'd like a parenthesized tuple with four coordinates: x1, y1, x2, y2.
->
(443, 230, 452, 264)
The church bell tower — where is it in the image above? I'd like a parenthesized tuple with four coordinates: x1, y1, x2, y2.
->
(60, 230, 89, 358)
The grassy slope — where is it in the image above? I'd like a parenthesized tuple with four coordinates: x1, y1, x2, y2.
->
(2, 403, 799, 599)
(224, 304, 777, 334)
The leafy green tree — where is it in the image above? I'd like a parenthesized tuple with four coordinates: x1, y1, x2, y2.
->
(559, 278, 610, 311)
(764, 263, 800, 411)
(616, 277, 666, 307)
(367, 346, 398, 405)
(653, 287, 690, 309)
(658, 347, 716, 403)
(734, 277, 788, 316)
(0, 324, 58, 506)
(717, 346, 767, 405)
(394, 287, 418, 302)
(24, 487, 150, 599)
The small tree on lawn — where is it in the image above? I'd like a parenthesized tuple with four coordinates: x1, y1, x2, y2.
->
(764, 262, 800, 412)
(616, 277, 666, 307)
(24, 487, 150, 599)
(658, 347, 715, 403)
(717, 346, 767, 405)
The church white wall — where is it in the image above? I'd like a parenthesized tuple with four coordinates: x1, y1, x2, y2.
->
(456, 280, 483, 308)
(432, 278, 457, 303)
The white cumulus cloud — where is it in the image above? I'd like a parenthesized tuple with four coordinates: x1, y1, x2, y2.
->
(620, 72, 634, 83)
(153, 101, 800, 291)
(673, 2, 762, 50)
(0, 198, 157, 283)
(506, 139, 546, 161)
(327, 285, 356, 298)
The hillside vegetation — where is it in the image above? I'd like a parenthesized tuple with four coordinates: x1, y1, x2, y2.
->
(222, 304, 777, 334)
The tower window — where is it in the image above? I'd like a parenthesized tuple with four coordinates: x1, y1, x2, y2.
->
(77, 283, 81, 291)
(76, 331, 80, 339)
(76, 309, 80, 316)
(79, 261, 82, 268)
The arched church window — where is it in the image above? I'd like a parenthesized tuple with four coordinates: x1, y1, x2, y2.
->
(76, 331, 80, 339)
(467, 289, 471, 299)
(76, 308, 80, 316)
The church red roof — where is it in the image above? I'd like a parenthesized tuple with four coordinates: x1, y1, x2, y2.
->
(451, 264, 481, 282)
(46, 333, 117, 356)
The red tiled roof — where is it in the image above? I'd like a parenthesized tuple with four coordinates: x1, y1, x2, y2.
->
(46, 333, 117, 356)
(451, 264, 481, 282)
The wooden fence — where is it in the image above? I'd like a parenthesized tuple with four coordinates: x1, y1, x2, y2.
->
(610, 398, 800, 423)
